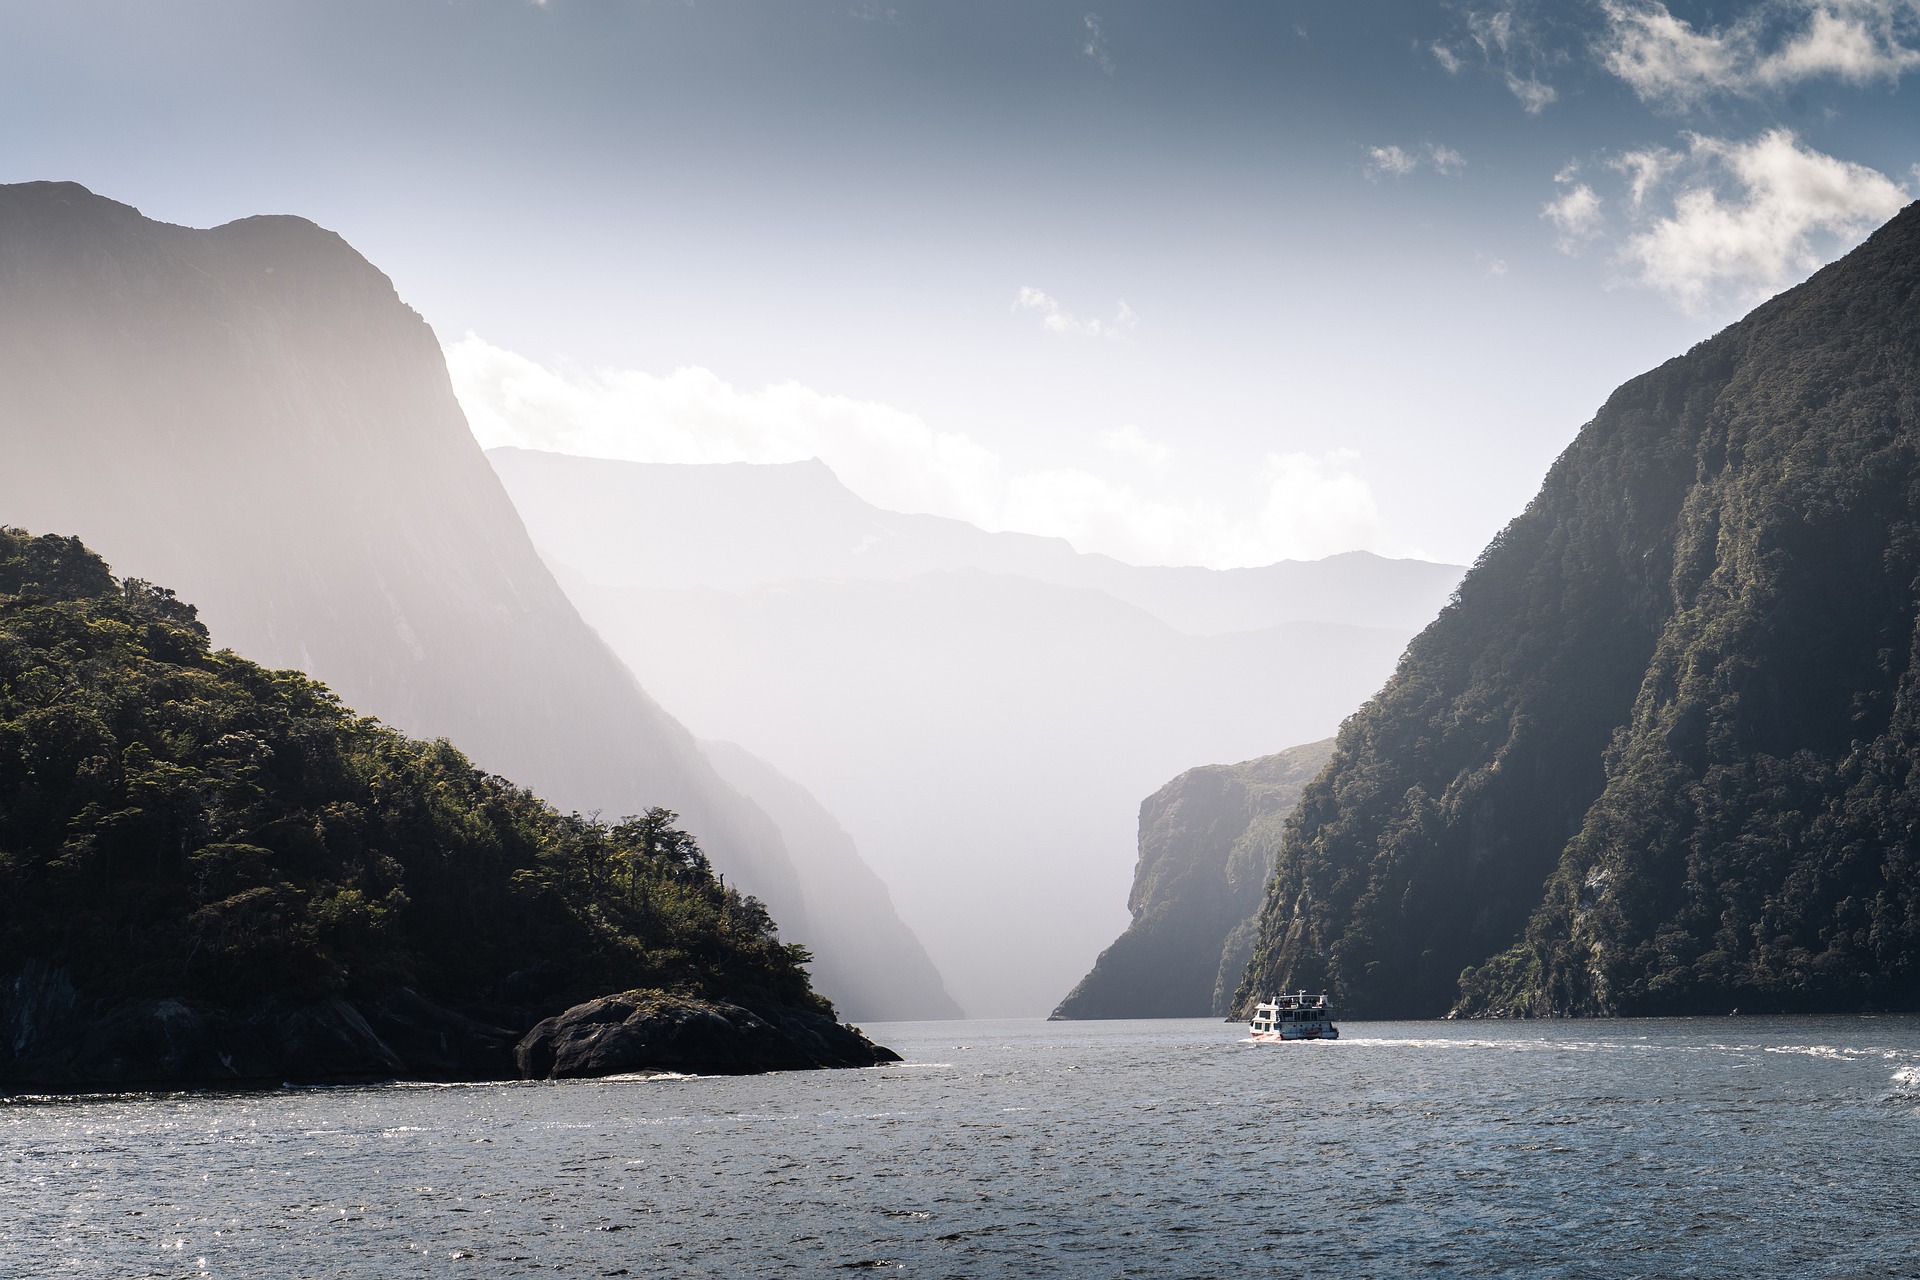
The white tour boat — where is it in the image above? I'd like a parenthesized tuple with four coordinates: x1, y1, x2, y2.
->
(1248, 991, 1338, 1041)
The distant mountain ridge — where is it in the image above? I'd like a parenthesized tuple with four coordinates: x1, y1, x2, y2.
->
(492, 447, 1445, 1015)
(488, 448, 1463, 635)
(0, 180, 953, 1021)
(1237, 201, 1920, 1020)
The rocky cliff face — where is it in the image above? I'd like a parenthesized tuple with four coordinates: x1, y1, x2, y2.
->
(0, 181, 937, 1018)
(1238, 202, 1920, 1019)
(1053, 740, 1333, 1019)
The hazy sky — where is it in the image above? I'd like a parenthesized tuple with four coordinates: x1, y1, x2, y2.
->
(7, 0, 1915, 566)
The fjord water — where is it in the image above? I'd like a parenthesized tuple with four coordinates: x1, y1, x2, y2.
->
(6, 1018, 1917, 1278)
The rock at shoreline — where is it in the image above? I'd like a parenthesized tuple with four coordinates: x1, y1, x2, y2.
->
(0, 964, 521, 1091)
(516, 991, 901, 1080)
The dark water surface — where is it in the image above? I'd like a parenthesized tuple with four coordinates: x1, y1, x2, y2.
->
(5, 1016, 1918, 1278)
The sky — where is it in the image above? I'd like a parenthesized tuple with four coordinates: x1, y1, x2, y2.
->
(4, 0, 1915, 567)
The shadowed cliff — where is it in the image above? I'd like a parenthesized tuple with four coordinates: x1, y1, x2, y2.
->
(1052, 740, 1333, 1020)
(1237, 202, 1920, 1019)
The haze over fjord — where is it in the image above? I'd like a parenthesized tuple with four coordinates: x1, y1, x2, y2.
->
(3, 0, 1916, 1019)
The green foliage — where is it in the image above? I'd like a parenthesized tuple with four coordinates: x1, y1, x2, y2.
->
(0, 527, 825, 1019)
(1237, 202, 1920, 1018)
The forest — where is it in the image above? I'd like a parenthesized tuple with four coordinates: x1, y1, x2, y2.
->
(0, 527, 827, 1042)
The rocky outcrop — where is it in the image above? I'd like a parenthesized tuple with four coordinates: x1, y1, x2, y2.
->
(515, 992, 900, 1079)
(0, 968, 899, 1091)
(1051, 739, 1334, 1019)
(0, 964, 518, 1091)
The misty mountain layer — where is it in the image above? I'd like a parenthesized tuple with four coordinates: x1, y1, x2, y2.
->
(0, 181, 950, 1021)
(1238, 202, 1920, 1019)
(701, 741, 962, 1021)
(490, 448, 1463, 635)
(1053, 739, 1334, 1020)
(492, 445, 1440, 1014)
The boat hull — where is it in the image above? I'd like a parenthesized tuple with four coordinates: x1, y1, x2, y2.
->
(1250, 1026, 1338, 1042)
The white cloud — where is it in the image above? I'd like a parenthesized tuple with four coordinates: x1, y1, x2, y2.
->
(1099, 424, 1173, 468)
(1366, 145, 1419, 179)
(1432, 42, 1464, 73)
(1611, 145, 1681, 208)
(1462, 3, 1563, 112)
(1599, 0, 1920, 107)
(447, 336, 1391, 568)
(1255, 451, 1385, 561)
(1504, 73, 1560, 111)
(1613, 128, 1909, 311)
(1543, 170, 1606, 253)
(1365, 142, 1467, 180)
(1083, 12, 1115, 74)
(1014, 287, 1137, 339)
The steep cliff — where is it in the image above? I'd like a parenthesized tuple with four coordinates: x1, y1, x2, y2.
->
(0, 181, 940, 1017)
(1237, 202, 1920, 1019)
(1052, 740, 1333, 1019)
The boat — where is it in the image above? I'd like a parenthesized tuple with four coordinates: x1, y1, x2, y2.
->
(1248, 991, 1338, 1041)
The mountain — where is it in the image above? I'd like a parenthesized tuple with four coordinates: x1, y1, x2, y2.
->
(0, 180, 941, 1021)
(489, 447, 1463, 635)
(701, 741, 962, 1021)
(538, 557, 1412, 1015)
(0, 529, 893, 1088)
(1052, 739, 1334, 1020)
(488, 448, 1461, 1015)
(1237, 202, 1920, 1020)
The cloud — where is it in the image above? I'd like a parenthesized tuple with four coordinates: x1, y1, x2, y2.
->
(1611, 145, 1681, 208)
(1598, 0, 1920, 107)
(1083, 12, 1114, 74)
(447, 336, 1391, 567)
(997, 450, 1386, 566)
(1543, 166, 1606, 252)
(1098, 424, 1173, 468)
(1365, 142, 1467, 180)
(1459, 3, 1564, 112)
(1013, 287, 1138, 339)
(1366, 145, 1419, 179)
(1612, 128, 1909, 311)
(1431, 42, 1465, 73)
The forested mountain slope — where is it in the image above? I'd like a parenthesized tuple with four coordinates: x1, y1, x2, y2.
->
(1053, 739, 1333, 1020)
(0, 181, 946, 1020)
(1238, 202, 1920, 1019)
(0, 530, 891, 1087)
